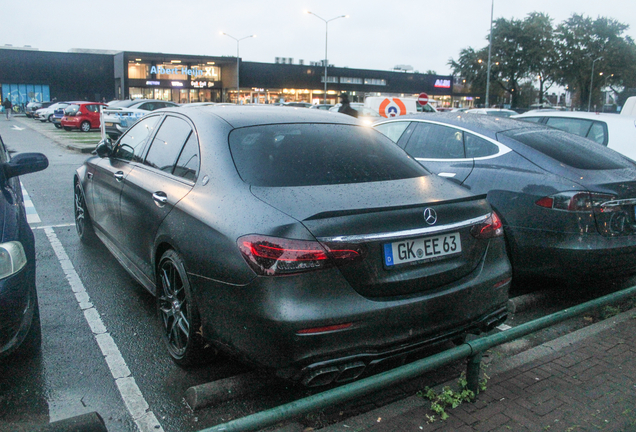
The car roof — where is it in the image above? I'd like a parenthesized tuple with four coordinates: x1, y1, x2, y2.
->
(513, 111, 634, 123)
(376, 112, 545, 137)
(161, 105, 361, 128)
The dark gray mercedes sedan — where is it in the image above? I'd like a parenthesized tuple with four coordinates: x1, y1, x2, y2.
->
(74, 106, 511, 386)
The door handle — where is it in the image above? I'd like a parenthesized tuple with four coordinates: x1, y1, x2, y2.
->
(438, 172, 457, 178)
(153, 191, 168, 207)
(114, 171, 124, 182)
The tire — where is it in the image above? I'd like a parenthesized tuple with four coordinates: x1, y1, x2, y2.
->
(157, 250, 212, 366)
(54, 123, 61, 129)
(74, 182, 97, 245)
(47, 114, 53, 122)
(63, 126, 72, 131)
(80, 121, 91, 132)
(20, 287, 42, 353)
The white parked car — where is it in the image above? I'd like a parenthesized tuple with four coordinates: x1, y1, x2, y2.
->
(512, 111, 636, 161)
(35, 102, 69, 122)
(103, 99, 179, 140)
(466, 108, 518, 117)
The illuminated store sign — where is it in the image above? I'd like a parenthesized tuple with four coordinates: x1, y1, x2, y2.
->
(434, 79, 451, 88)
(171, 81, 184, 87)
(146, 81, 160, 86)
(150, 66, 205, 77)
(192, 81, 215, 88)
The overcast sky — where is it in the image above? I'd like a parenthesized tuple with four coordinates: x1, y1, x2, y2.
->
(4, 1, 636, 76)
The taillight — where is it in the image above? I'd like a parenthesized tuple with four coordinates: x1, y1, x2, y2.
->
(535, 192, 615, 212)
(238, 235, 365, 276)
(470, 212, 503, 239)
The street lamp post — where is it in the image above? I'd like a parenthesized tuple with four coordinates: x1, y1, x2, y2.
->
(222, 32, 255, 104)
(307, 11, 348, 104)
(588, 56, 602, 112)
(485, 0, 494, 108)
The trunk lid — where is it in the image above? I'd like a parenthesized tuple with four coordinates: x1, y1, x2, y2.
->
(251, 176, 495, 298)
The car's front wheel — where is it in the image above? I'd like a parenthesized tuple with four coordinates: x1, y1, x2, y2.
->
(74, 182, 97, 245)
(157, 250, 212, 366)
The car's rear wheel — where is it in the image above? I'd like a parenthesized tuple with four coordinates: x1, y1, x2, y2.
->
(63, 126, 72, 131)
(74, 182, 97, 245)
(54, 123, 61, 129)
(157, 250, 211, 366)
(80, 121, 91, 132)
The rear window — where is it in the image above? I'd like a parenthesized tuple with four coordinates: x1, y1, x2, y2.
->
(229, 124, 427, 187)
(500, 128, 625, 170)
(65, 104, 80, 115)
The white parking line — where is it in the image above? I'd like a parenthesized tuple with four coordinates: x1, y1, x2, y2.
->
(21, 183, 41, 224)
(43, 227, 164, 432)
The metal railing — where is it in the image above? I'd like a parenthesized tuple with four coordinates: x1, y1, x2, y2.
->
(200, 284, 636, 432)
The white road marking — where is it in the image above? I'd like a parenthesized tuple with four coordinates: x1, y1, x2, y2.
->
(21, 183, 41, 224)
(43, 227, 164, 432)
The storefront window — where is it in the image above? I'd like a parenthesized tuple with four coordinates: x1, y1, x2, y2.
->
(192, 64, 221, 81)
(155, 64, 188, 80)
(128, 63, 150, 79)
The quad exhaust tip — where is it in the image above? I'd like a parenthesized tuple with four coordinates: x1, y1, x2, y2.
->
(302, 361, 367, 387)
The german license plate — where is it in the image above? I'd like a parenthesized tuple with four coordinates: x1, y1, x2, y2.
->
(383, 232, 461, 267)
(105, 122, 113, 127)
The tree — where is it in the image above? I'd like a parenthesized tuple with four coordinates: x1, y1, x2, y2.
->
(522, 13, 559, 104)
(556, 14, 636, 110)
(449, 13, 559, 108)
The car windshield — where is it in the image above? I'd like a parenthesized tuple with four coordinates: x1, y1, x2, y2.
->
(500, 128, 626, 170)
(229, 123, 427, 187)
(107, 100, 139, 108)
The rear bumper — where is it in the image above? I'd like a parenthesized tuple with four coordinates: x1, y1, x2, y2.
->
(508, 226, 636, 279)
(192, 237, 511, 383)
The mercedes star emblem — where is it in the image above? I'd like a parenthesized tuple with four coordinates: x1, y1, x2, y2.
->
(423, 208, 437, 225)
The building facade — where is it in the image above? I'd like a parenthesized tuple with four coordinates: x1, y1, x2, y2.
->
(1, 47, 464, 109)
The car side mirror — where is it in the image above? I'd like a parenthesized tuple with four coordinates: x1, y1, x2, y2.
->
(3, 153, 49, 179)
(95, 138, 114, 158)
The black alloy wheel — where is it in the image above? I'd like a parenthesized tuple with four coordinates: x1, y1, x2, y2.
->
(80, 121, 91, 132)
(74, 182, 97, 244)
(157, 250, 210, 366)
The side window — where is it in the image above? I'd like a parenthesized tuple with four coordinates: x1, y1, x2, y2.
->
(465, 133, 499, 158)
(114, 115, 161, 162)
(545, 117, 592, 137)
(374, 122, 411, 143)
(173, 132, 200, 182)
(405, 123, 465, 159)
(144, 116, 193, 174)
(587, 122, 607, 145)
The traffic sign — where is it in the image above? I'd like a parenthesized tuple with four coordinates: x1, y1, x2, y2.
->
(418, 93, 429, 106)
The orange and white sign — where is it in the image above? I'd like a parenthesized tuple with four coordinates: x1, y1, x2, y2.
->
(378, 98, 407, 118)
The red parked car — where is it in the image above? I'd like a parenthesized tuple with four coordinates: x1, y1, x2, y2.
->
(61, 102, 107, 132)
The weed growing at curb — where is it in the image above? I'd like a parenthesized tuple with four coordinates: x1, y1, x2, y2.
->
(417, 372, 488, 422)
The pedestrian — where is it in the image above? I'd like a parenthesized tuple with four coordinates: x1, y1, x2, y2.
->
(337, 93, 358, 118)
(3, 98, 12, 120)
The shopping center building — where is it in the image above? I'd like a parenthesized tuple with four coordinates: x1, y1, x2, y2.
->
(0, 46, 473, 109)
